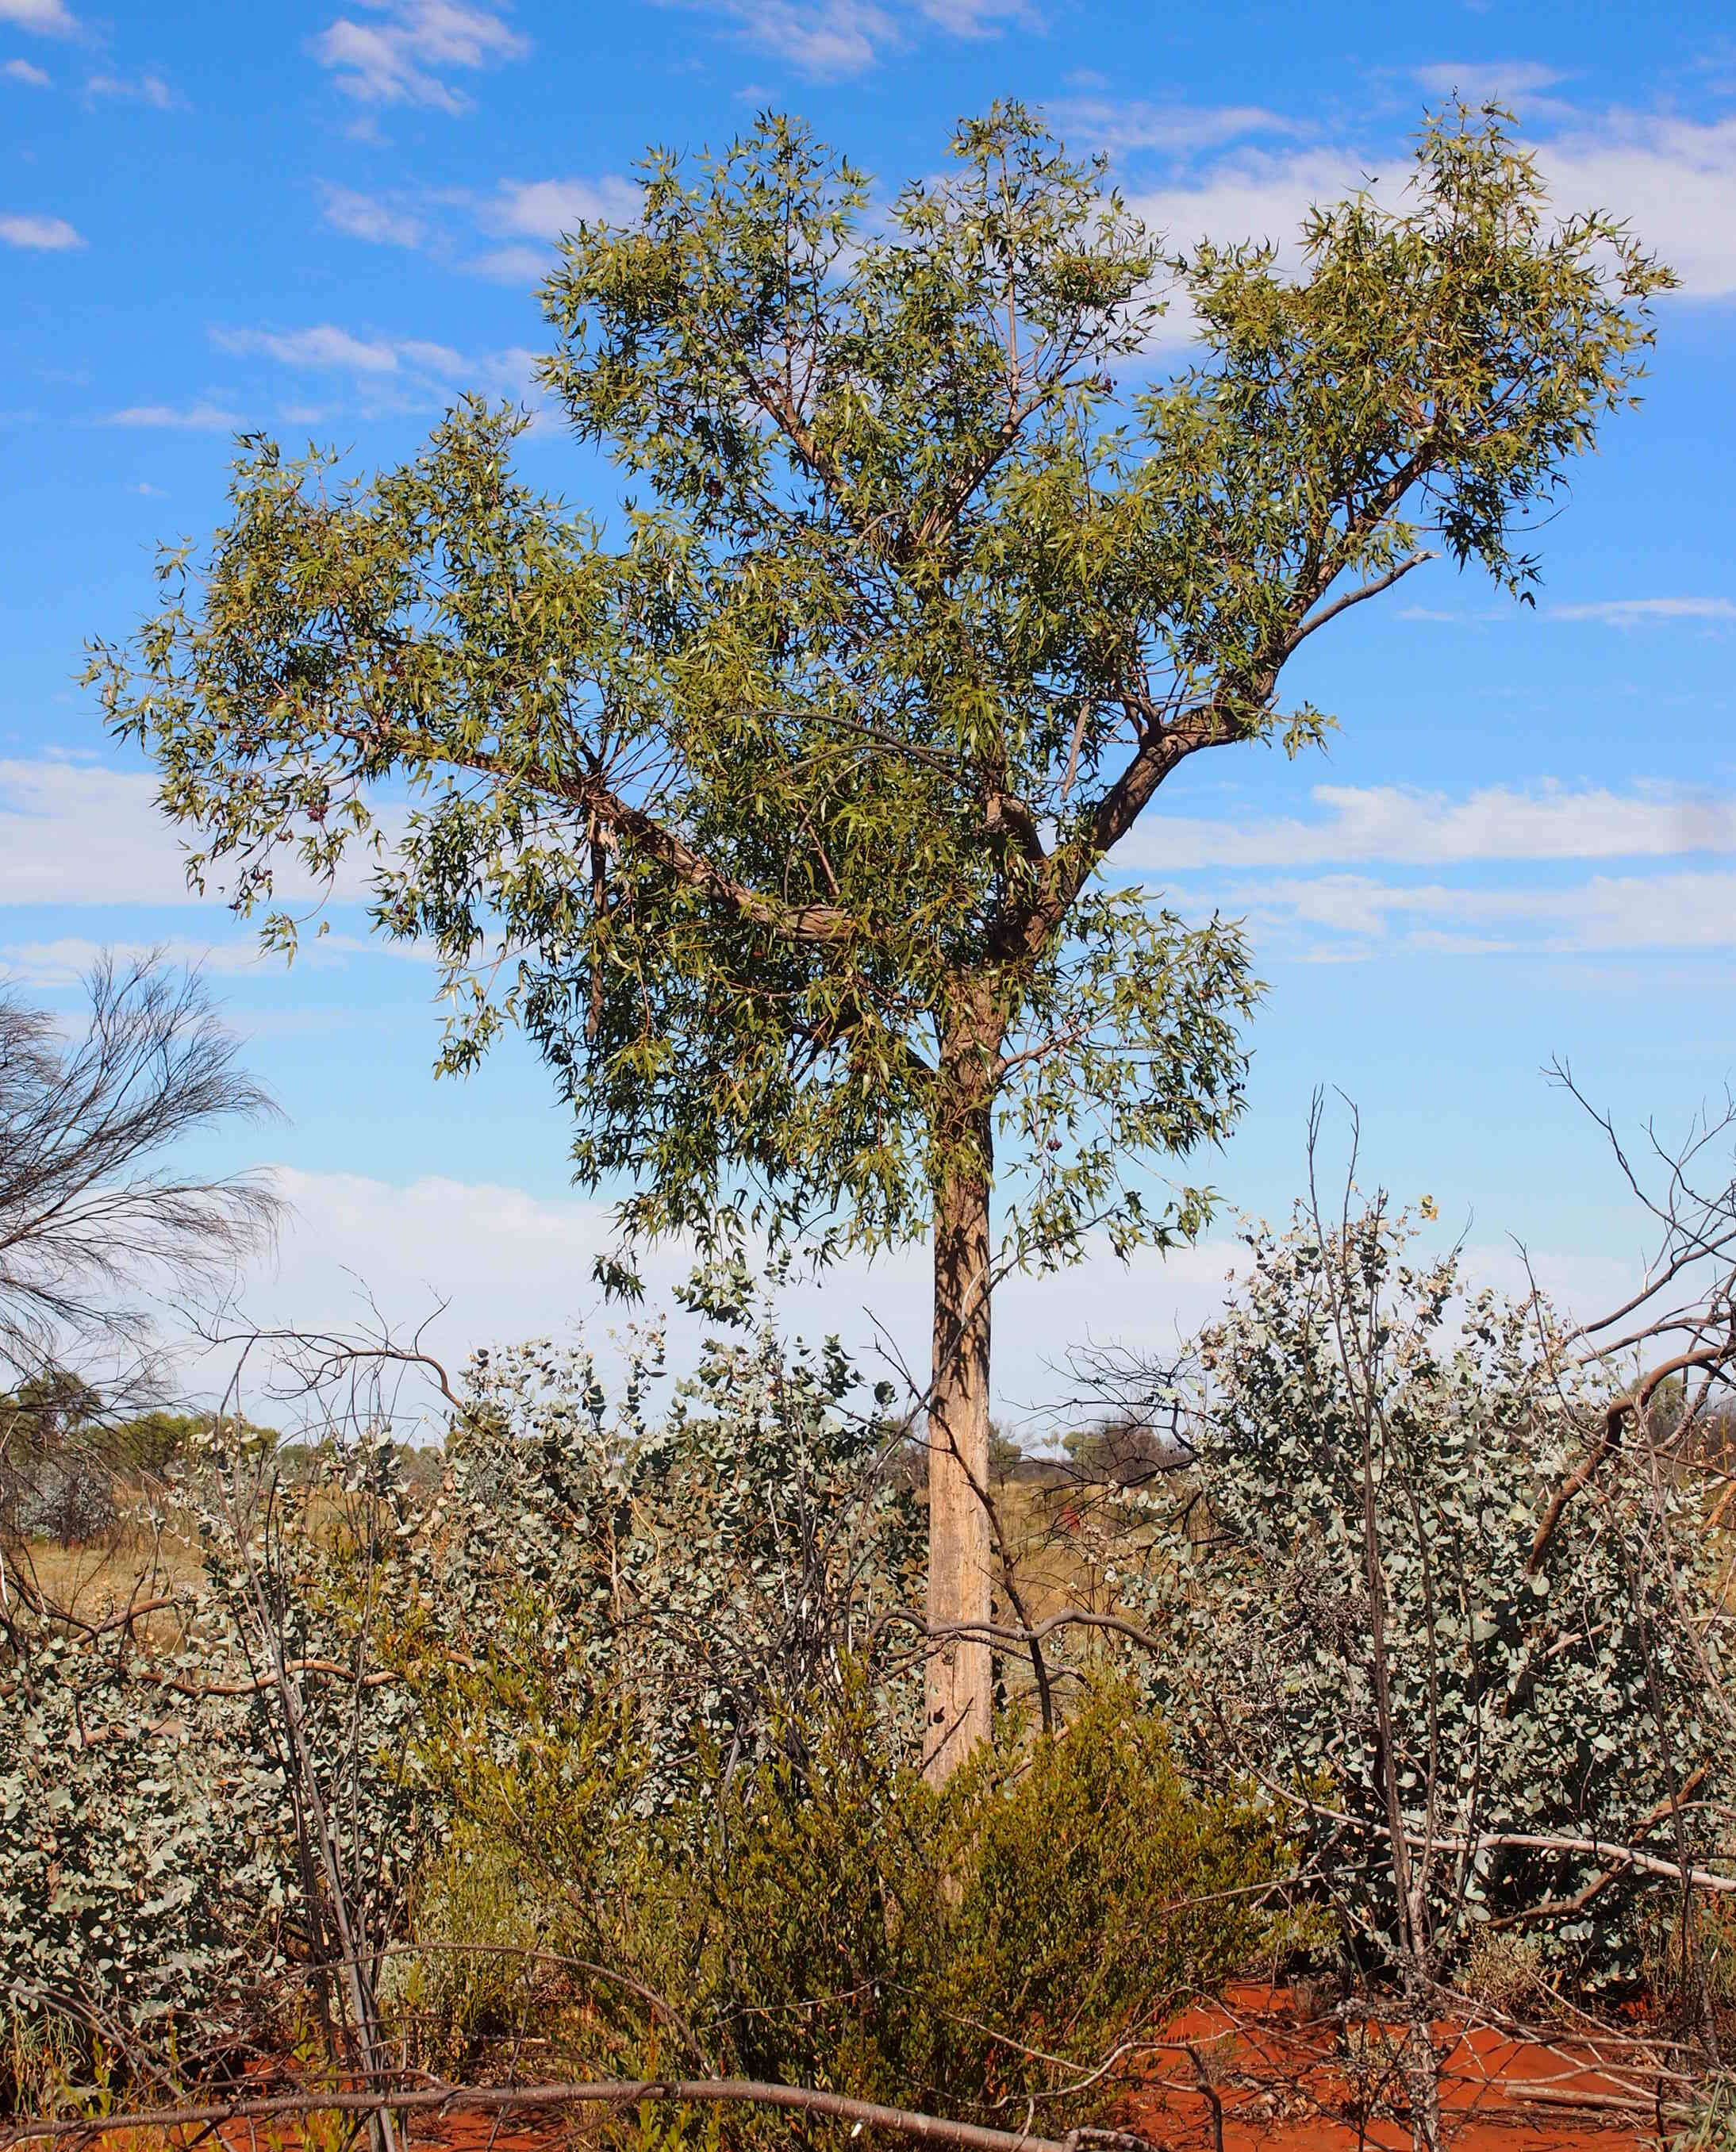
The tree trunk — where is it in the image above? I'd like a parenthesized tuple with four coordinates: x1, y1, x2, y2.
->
(924, 1031, 997, 1788)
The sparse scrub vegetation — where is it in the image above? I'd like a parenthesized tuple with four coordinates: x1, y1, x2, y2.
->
(9, 85, 1736, 2152)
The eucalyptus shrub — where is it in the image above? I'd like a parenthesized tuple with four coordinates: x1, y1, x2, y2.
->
(0, 1427, 429, 2096)
(416, 1287, 924, 1812)
(0, 1610, 284, 2089)
(1127, 1204, 1733, 1985)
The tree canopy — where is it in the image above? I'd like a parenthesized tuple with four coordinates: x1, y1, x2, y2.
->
(92, 100, 1670, 1775)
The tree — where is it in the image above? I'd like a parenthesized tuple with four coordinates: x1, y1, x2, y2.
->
(0, 957, 278, 1380)
(93, 104, 1667, 1781)
(0, 957, 278, 1595)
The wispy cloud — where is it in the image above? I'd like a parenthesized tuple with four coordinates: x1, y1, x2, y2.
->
(0, 759, 204, 908)
(2, 56, 50, 84)
(312, 0, 529, 113)
(467, 243, 547, 283)
(910, 0, 1036, 34)
(1125, 147, 1377, 252)
(1548, 596, 1736, 627)
(0, 930, 426, 990)
(466, 172, 639, 277)
(486, 175, 640, 238)
(320, 183, 423, 248)
(98, 401, 243, 428)
(1, 211, 83, 249)
(1086, 98, 1736, 348)
(237, 1163, 1630, 1427)
(1241, 867, 1736, 958)
(655, 0, 1034, 79)
(209, 320, 538, 407)
(0, 755, 397, 909)
(1537, 111, 1736, 299)
(0, 936, 275, 990)
(1410, 60, 1575, 120)
(1127, 781, 1736, 874)
(215, 323, 402, 373)
(1051, 98, 1306, 159)
(85, 69, 175, 106)
(0, 0, 79, 36)
(1398, 596, 1736, 629)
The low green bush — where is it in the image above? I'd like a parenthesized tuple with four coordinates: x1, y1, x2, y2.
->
(403, 1679, 1285, 2141)
(382, 1827, 553, 2075)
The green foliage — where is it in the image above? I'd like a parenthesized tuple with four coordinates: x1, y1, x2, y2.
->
(88, 104, 1665, 1289)
(1132, 1201, 1734, 1985)
(0, 1424, 431, 2091)
(393, 1319, 1282, 2130)
(0, 1604, 288, 2061)
(410, 1683, 1281, 2141)
(2, 1370, 102, 1456)
(416, 1295, 923, 1808)
(382, 1827, 549, 2074)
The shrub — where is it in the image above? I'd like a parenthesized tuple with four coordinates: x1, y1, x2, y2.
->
(1127, 1203, 1734, 1987)
(420, 1297, 923, 1808)
(4, 1451, 117, 1546)
(412, 1681, 1285, 2141)
(0, 1427, 430, 2100)
(382, 1828, 552, 2075)
(0, 1614, 286, 2073)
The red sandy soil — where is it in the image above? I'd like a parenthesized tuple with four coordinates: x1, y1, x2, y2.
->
(1115, 1985, 1675, 2152)
(86, 1989, 1684, 2152)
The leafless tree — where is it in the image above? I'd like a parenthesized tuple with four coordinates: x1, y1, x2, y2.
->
(0, 954, 280, 1601)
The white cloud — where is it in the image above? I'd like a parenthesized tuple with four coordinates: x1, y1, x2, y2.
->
(656, 0, 1033, 78)
(911, 0, 1035, 33)
(467, 243, 547, 283)
(238, 1165, 1236, 1426)
(3, 56, 50, 83)
(1242, 867, 1736, 957)
(0, 0, 78, 34)
(313, 0, 529, 113)
(463, 175, 640, 279)
(1052, 98, 1305, 159)
(486, 175, 640, 239)
(1127, 781, 1736, 873)
(1400, 596, 1735, 628)
(210, 321, 540, 409)
(229, 1167, 1642, 1432)
(668, 0, 893, 76)
(98, 401, 243, 428)
(1123, 149, 1375, 345)
(0, 759, 203, 907)
(321, 184, 423, 247)
(215, 323, 401, 374)
(1410, 60, 1575, 120)
(85, 69, 174, 106)
(1127, 145, 1376, 252)
(0, 756, 393, 909)
(0, 930, 426, 990)
(1538, 112, 1736, 299)
(0, 211, 83, 248)
(1547, 596, 1736, 627)
(0, 936, 275, 990)
(1093, 102, 1736, 343)
(396, 336, 466, 376)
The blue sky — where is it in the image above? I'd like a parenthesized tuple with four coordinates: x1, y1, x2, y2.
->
(3, 0, 1734, 1420)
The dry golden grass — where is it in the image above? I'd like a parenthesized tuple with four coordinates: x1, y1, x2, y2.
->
(6, 1519, 204, 1643)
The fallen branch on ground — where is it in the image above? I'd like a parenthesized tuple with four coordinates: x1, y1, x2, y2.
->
(0, 2075, 1157, 2152)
